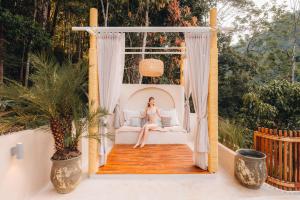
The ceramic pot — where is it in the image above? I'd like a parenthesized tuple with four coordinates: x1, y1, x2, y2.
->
(234, 149, 267, 189)
(50, 156, 81, 194)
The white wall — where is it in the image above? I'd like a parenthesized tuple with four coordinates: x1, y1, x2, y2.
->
(79, 131, 89, 174)
(218, 143, 236, 176)
(0, 128, 54, 200)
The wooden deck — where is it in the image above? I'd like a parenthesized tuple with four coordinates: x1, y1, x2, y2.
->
(98, 144, 208, 174)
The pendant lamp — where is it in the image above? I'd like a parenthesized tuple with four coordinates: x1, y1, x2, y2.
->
(139, 59, 164, 77)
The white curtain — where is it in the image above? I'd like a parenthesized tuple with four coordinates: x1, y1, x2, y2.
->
(97, 33, 125, 166)
(185, 32, 210, 170)
(183, 58, 191, 132)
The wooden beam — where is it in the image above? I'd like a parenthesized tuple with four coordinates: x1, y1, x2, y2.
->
(208, 8, 218, 173)
(72, 26, 211, 33)
(88, 8, 99, 176)
(180, 42, 185, 86)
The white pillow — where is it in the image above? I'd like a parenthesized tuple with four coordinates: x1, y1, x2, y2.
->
(128, 117, 141, 127)
(123, 109, 140, 124)
(160, 109, 180, 126)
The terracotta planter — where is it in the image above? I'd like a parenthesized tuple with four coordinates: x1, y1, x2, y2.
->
(50, 156, 82, 194)
(234, 149, 267, 189)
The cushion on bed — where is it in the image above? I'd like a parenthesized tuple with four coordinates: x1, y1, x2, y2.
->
(123, 110, 140, 121)
(115, 125, 188, 144)
(123, 109, 143, 126)
(117, 125, 186, 133)
(123, 108, 180, 128)
(160, 109, 180, 126)
(161, 116, 172, 127)
(128, 117, 141, 127)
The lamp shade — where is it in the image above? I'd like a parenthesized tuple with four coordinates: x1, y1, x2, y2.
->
(139, 59, 164, 77)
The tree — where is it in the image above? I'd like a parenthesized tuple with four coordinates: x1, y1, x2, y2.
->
(290, 0, 300, 82)
(218, 0, 255, 26)
(0, 5, 51, 83)
(0, 24, 5, 84)
(0, 0, 222, 85)
(234, 1, 300, 82)
(218, 33, 257, 118)
(241, 80, 300, 129)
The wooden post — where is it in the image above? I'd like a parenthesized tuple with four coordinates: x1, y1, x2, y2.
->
(284, 130, 288, 186)
(88, 8, 99, 175)
(208, 8, 218, 173)
(180, 42, 185, 86)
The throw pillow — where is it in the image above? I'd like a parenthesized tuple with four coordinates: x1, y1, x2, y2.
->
(161, 116, 172, 128)
(160, 109, 180, 126)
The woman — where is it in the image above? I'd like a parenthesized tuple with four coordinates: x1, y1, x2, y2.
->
(133, 97, 163, 148)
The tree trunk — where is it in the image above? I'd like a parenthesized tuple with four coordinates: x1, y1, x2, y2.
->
(0, 25, 4, 84)
(50, 118, 65, 152)
(50, 0, 60, 36)
(139, 0, 149, 84)
(290, 0, 299, 83)
(20, 43, 26, 83)
(36, 0, 50, 30)
(42, 0, 51, 29)
(291, 12, 297, 83)
(24, 0, 38, 87)
(23, 39, 32, 86)
(291, 42, 296, 83)
(105, 0, 109, 26)
(100, 0, 110, 26)
(24, 53, 30, 87)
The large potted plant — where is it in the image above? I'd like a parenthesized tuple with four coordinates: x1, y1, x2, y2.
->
(0, 53, 106, 193)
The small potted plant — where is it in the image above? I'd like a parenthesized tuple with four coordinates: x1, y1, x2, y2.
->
(0, 53, 107, 193)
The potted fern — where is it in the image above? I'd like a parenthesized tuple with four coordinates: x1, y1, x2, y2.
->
(0, 53, 107, 193)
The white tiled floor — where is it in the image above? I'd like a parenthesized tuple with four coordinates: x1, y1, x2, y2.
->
(31, 167, 300, 200)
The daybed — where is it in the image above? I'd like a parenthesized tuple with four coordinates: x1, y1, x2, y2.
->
(114, 84, 189, 144)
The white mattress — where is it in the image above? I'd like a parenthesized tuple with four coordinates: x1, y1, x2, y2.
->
(115, 126, 188, 144)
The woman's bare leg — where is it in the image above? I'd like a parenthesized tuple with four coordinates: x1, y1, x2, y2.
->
(133, 126, 146, 148)
(139, 126, 149, 148)
(140, 124, 158, 148)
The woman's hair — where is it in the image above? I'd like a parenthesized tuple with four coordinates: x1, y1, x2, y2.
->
(147, 97, 155, 107)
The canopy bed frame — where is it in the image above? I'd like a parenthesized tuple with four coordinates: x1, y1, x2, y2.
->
(72, 8, 218, 176)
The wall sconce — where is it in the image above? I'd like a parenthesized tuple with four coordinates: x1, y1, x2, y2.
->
(11, 143, 24, 160)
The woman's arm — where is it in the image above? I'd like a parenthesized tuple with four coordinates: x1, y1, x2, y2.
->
(140, 107, 147, 119)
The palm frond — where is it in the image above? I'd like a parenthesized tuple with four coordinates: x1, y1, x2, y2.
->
(1, 52, 109, 156)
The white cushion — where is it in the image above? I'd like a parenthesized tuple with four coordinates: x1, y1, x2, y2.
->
(123, 109, 140, 124)
(115, 125, 187, 144)
(117, 125, 186, 132)
(161, 116, 172, 127)
(160, 109, 180, 126)
(128, 117, 141, 127)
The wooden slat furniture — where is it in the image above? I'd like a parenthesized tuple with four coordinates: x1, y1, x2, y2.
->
(254, 128, 300, 191)
(98, 144, 208, 174)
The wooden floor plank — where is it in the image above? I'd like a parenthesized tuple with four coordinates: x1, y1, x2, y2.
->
(97, 144, 208, 174)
